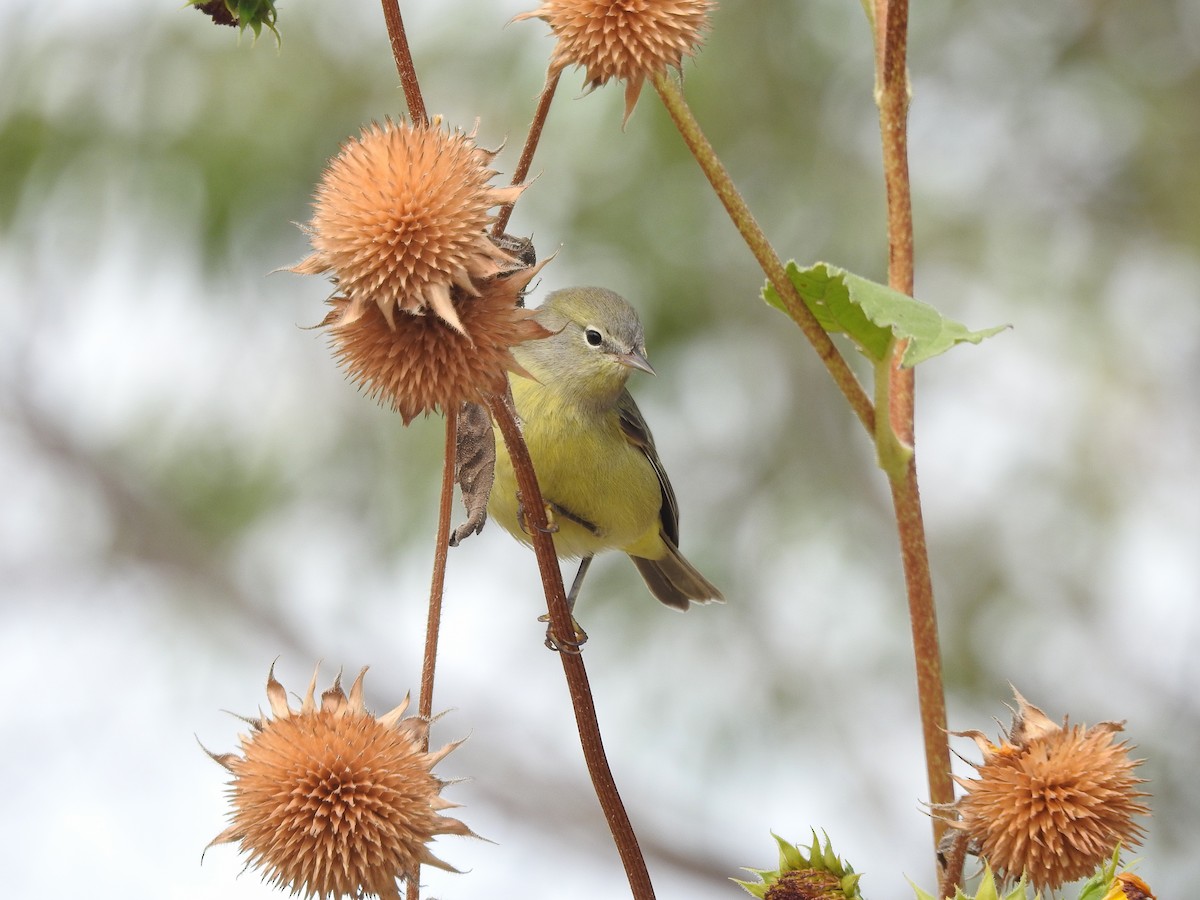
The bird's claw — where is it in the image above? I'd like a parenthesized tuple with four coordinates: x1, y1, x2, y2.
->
(516, 499, 560, 536)
(539, 612, 588, 652)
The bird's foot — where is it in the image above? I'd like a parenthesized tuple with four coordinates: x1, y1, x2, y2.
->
(539, 612, 588, 652)
(516, 498, 560, 536)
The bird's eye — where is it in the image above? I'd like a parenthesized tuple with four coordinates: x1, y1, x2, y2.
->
(585, 328, 603, 347)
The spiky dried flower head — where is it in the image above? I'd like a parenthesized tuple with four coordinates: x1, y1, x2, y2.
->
(322, 254, 552, 423)
(515, 0, 715, 124)
(735, 832, 863, 900)
(292, 119, 552, 422)
(205, 664, 472, 900)
(944, 688, 1150, 893)
(293, 118, 525, 335)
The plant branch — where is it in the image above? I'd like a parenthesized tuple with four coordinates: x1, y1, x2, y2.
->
(488, 389, 656, 900)
(494, 68, 562, 237)
(651, 70, 875, 436)
(873, 0, 955, 860)
(379, 0, 427, 125)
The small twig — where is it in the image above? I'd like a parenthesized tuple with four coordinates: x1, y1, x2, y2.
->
(873, 0, 955, 854)
(650, 70, 875, 436)
(488, 388, 656, 900)
(379, 0, 427, 125)
(494, 69, 562, 236)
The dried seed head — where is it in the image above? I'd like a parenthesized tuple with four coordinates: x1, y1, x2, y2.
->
(292, 119, 551, 421)
(323, 256, 552, 423)
(293, 119, 525, 335)
(945, 689, 1150, 893)
(516, 0, 714, 124)
(205, 664, 472, 899)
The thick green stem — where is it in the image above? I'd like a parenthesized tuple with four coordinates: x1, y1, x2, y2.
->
(873, 0, 955, 868)
(488, 390, 656, 900)
(651, 71, 875, 436)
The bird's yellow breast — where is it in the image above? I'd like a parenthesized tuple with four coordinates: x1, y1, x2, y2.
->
(490, 375, 664, 560)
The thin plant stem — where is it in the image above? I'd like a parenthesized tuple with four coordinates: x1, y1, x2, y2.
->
(488, 388, 656, 900)
(404, 410, 457, 898)
(873, 0, 955, 861)
(494, 69, 562, 237)
(420, 410, 457, 725)
(650, 70, 875, 436)
(379, 0, 427, 125)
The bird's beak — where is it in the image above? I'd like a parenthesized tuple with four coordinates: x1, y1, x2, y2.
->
(615, 348, 656, 376)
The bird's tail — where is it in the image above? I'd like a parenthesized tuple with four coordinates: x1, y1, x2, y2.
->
(631, 540, 724, 611)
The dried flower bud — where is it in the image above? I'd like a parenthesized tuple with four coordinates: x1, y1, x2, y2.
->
(944, 688, 1150, 893)
(735, 832, 863, 900)
(190, 0, 279, 39)
(516, 0, 714, 124)
(205, 664, 472, 899)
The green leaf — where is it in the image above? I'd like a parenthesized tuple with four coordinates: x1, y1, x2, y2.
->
(975, 867, 1001, 900)
(732, 877, 769, 899)
(762, 261, 1008, 367)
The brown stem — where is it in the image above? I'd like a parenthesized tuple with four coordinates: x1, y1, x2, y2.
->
(494, 69, 562, 236)
(874, 0, 955, 856)
(488, 389, 656, 900)
(420, 411, 457, 724)
(379, 0, 427, 125)
(650, 71, 875, 436)
(405, 411, 457, 900)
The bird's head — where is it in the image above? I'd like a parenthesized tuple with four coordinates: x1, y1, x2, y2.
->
(518, 287, 655, 406)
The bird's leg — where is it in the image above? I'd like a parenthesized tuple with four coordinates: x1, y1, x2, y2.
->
(549, 503, 604, 538)
(518, 495, 603, 540)
(566, 555, 594, 614)
(543, 555, 593, 652)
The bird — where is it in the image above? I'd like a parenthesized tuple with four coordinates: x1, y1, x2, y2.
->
(489, 286, 724, 613)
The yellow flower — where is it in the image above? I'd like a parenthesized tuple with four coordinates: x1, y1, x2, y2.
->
(946, 689, 1150, 893)
(516, 0, 714, 124)
(1102, 872, 1156, 900)
(205, 664, 471, 899)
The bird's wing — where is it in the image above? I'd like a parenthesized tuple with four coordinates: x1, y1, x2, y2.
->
(617, 390, 680, 547)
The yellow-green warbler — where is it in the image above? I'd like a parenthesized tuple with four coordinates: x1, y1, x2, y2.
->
(490, 287, 724, 611)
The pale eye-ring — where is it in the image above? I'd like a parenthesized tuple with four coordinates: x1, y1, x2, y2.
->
(585, 328, 603, 347)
